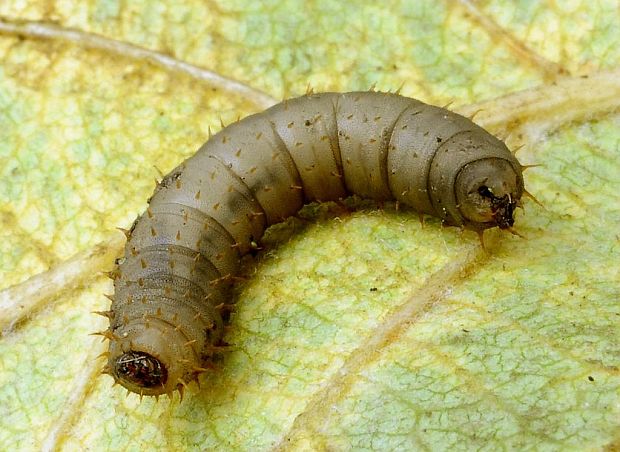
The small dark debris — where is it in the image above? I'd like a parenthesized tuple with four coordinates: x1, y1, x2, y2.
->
(588, 376, 594, 382)
(369, 287, 377, 292)
(462, 329, 470, 333)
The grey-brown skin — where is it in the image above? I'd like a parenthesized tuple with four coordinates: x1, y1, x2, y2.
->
(104, 91, 525, 397)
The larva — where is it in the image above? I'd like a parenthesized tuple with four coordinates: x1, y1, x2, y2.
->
(100, 91, 525, 397)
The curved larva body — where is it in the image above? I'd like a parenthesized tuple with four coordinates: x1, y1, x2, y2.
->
(104, 92, 524, 397)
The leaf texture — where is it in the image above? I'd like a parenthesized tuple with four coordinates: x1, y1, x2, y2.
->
(0, 1, 618, 450)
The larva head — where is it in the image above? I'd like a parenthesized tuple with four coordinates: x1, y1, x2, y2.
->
(455, 158, 524, 230)
(428, 127, 525, 231)
(107, 320, 200, 397)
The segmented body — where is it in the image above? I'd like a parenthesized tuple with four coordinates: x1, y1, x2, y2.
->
(104, 91, 524, 397)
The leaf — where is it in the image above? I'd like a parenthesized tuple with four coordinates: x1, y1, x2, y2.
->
(0, 1, 619, 450)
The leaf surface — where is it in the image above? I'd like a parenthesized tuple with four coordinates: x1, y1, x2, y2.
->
(0, 1, 618, 450)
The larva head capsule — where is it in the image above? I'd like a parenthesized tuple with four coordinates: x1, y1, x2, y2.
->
(455, 158, 524, 230)
(107, 320, 199, 397)
(427, 128, 526, 232)
(114, 351, 167, 390)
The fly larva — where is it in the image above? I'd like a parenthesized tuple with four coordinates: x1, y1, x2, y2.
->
(99, 91, 526, 398)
